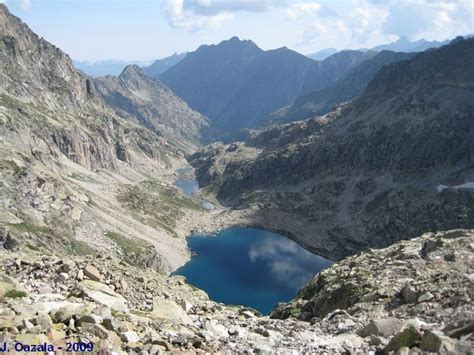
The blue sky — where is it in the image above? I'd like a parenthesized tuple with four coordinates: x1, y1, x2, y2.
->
(3, 0, 473, 61)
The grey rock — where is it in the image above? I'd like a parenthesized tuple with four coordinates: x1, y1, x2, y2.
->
(401, 285, 418, 304)
(83, 265, 102, 282)
(417, 292, 434, 303)
(360, 318, 403, 337)
(420, 330, 457, 353)
(383, 326, 421, 353)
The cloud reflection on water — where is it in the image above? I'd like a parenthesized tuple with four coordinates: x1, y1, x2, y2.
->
(248, 235, 328, 290)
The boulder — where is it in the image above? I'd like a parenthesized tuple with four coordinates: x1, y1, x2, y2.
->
(383, 326, 421, 353)
(360, 318, 403, 337)
(401, 285, 418, 304)
(71, 280, 128, 312)
(151, 297, 191, 324)
(120, 331, 140, 343)
(420, 330, 457, 353)
(417, 292, 434, 303)
(83, 265, 102, 282)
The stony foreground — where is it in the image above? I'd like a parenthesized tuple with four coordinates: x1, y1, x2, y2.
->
(0, 229, 473, 354)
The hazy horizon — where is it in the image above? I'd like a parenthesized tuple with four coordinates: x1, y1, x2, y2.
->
(2, 0, 473, 62)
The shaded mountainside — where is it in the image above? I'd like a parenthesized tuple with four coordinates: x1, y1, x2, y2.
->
(94, 65, 209, 153)
(142, 52, 187, 78)
(0, 4, 211, 273)
(159, 36, 374, 130)
(263, 50, 415, 126)
(191, 38, 474, 260)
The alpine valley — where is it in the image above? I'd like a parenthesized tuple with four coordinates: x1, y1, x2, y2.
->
(0, 4, 473, 354)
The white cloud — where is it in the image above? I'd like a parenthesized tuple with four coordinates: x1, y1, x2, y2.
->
(20, 0, 30, 10)
(295, 0, 473, 51)
(287, 2, 320, 20)
(163, 0, 233, 31)
(381, 0, 474, 41)
(163, 0, 290, 31)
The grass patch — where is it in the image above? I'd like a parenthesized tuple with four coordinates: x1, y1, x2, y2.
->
(4, 290, 27, 299)
(105, 231, 146, 256)
(116, 181, 202, 237)
(26, 243, 40, 251)
(0, 159, 25, 176)
(69, 239, 95, 256)
(7, 222, 51, 234)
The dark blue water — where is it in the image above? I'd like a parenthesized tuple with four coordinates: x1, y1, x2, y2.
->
(174, 179, 199, 197)
(173, 227, 333, 315)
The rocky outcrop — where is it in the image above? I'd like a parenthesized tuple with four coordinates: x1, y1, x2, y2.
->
(272, 229, 474, 353)
(191, 38, 474, 260)
(0, 229, 472, 353)
(94, 65, 210, 154)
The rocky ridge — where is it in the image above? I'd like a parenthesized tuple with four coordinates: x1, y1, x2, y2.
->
(0, 229, 472, 353)
(93, 65, 210, 154)
(0, 4, 220, 273)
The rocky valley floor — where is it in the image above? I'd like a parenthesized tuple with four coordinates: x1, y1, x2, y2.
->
(0, 229, 473, 354)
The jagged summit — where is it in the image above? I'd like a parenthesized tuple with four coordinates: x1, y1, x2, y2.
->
(119, 63, 145, 78)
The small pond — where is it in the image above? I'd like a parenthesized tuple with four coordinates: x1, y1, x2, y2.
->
(172, 227, 332, 315)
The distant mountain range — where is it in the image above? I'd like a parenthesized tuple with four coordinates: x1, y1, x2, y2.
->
(369, 36, 449, 52)
(263, 50, 415, 126)
(158, 36, 373, 130)
(306, 48, 338, 61)
(73, 59, 151, 76)
(141, 52, 187, 78)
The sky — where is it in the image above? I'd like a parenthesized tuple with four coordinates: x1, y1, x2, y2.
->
(2, 0, 473, 61)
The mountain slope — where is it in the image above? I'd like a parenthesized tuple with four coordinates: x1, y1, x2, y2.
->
(159, 37, 373, 130)
(142, 52, 186, 78)
(306, 48, 338, 61)
(93, 65, 209, 153)
(0, 4, 211, 272)
(264, 50, 414, 126)
(190, 38, 474, 260)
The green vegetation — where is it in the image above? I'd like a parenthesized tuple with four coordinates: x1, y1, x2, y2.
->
(4, 290, 27, 299)
(105, 231, 146, 257)
(69, 239, 95, 256)
(7, 222, 51, 234)
(68, 172, 95, 183)
(116, 180, 202, 237)
(26, 243, 40, 251)
(0, 159, 25, 176)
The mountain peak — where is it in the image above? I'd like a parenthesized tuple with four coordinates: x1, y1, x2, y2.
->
(119, 64, 146, 79)
(217, 36, 259, 50)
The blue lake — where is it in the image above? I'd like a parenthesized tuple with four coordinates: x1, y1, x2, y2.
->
(174, 179, 199, 197)
(173, 227, 333, 315)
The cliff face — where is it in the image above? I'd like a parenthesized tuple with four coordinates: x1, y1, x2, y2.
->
(191, 39, 474, 260)
(0, 4, 206, 273)
(94, 65, 210, 154)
